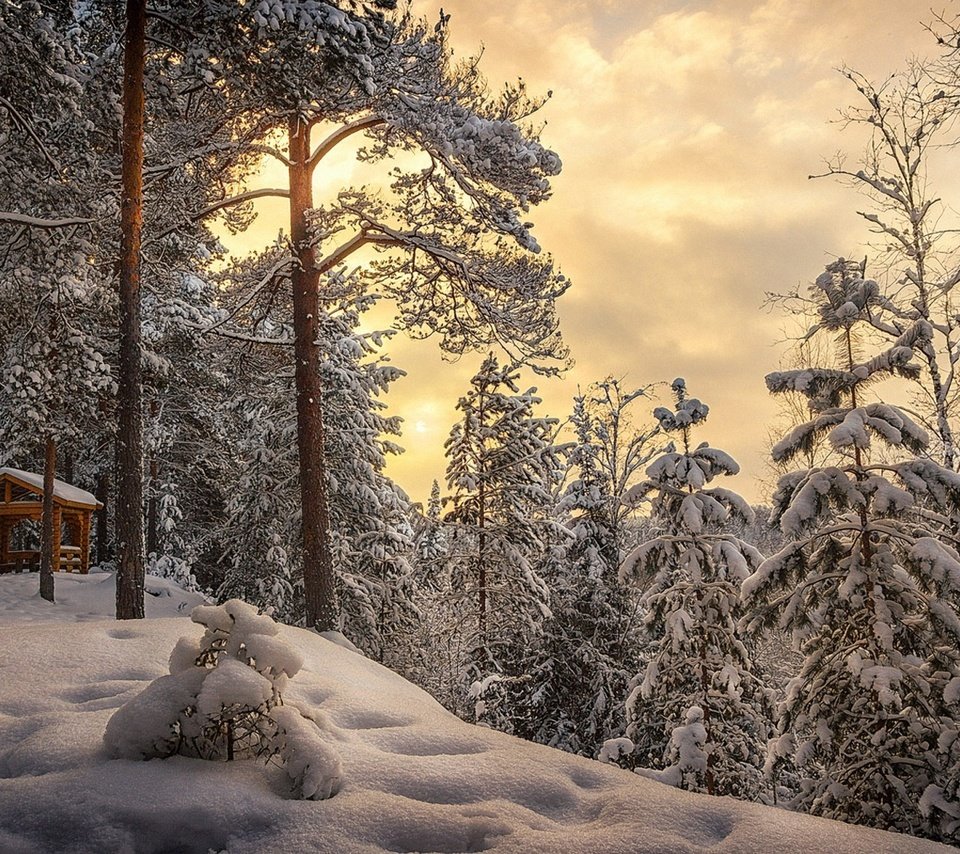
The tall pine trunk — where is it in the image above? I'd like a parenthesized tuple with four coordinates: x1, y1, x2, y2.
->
(288, 116, 338, 631)
(115, 0, 146, 620)
(39, 436, 57, 603)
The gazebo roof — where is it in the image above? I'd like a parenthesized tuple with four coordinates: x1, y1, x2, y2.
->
(0, 467, 102, 511)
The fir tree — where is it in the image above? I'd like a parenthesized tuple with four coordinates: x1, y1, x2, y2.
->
(415, 480, 448, 590)
(743, 259, 960, 842)
(619, 379, 772, 799)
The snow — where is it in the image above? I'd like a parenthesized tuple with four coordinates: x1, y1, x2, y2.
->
(0, 466, 100, 507)
(0, 572, 951, 853)
(0, 570, 206, 624)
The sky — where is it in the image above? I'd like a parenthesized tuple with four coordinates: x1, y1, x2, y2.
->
(230, 0, 945, 506)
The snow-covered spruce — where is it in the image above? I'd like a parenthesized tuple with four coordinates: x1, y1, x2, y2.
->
(216, 290, 417, 661)
(104, 599, 342, 800)
(522, 392, 639, 757)
(743, 259, 960, 843)
(616, 378, 773, 799)
(414, 479, 449, 590)
(442, 354, 561, 729)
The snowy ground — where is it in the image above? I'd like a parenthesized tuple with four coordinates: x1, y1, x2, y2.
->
(0, 572, 951, 853)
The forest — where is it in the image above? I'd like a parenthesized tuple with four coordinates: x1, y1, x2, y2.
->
(1, 0, 960, 849)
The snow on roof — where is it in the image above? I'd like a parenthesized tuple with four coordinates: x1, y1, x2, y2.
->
(0, 573, 948, 854)
(0, 466, 100, 508)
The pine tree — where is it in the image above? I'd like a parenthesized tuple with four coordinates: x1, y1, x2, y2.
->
(114, 0, 148, 620)
(0, 0, 116, 602)
(175, 4, 570, 631)
(743, 259, 960, 842)
(217, 289, 416, 659)
(619, 379, 772, 799)
(415, 480, 448, 589)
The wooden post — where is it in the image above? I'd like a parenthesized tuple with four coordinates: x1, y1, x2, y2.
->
(53, 505, 62, 573)
(80, 510, 91, 574)
(0, 518, 9, 567)
(40, 436, 57, 601)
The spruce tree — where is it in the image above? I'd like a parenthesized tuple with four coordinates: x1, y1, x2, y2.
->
(521, 393, 637, 756)
(619, 379, 772, 798)
(743, 259, 960, 841)
(443, 354, 560, 728)
(415, 480, 448, 590)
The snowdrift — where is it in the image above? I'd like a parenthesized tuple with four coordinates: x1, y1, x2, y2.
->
(0, 572, 951, 853)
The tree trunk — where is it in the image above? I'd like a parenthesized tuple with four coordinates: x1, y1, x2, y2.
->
(39, 436, 57, 603)
(115, 0, 146, 620)
(146, 458, 158, 556)
(95, 469, 111, 565)
(476, 385, 487, 643)
(288, 116, 338, 631)
(146, 399, 159, 556)
(477, 476, 487, 641)
(62, 452, 74, 486)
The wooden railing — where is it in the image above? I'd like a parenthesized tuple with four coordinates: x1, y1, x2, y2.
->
(0, 546, 83, 574)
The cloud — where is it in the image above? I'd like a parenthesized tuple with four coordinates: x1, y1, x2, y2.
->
(396, 0, 937, 509)
(227, 0, 943, 505)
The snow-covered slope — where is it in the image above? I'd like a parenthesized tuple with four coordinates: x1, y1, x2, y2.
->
(0, 573, 951, 854)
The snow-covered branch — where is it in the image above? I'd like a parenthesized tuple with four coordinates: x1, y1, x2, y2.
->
(0, 212, 94, 229)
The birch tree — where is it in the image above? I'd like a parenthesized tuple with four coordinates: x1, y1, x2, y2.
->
(813, 64, 960, 472)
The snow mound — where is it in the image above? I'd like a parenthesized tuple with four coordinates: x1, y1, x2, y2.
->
(0, 574, 950, 853)
(0, 570, 207, 624)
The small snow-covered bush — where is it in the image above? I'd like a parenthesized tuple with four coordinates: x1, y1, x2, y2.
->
(636, 706, 709, 791)
(104, 599, 341, 800)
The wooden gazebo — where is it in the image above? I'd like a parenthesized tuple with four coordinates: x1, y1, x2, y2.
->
(0, 467, 102, 574)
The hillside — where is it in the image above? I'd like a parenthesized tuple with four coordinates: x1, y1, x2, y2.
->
(0, 572, 951, 854)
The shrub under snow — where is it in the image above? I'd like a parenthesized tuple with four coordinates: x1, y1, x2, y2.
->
(104, 598, 342, 800)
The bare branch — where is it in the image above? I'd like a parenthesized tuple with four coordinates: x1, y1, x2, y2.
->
(144, 187, 290, 246)
(307, 115, 385, 171)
